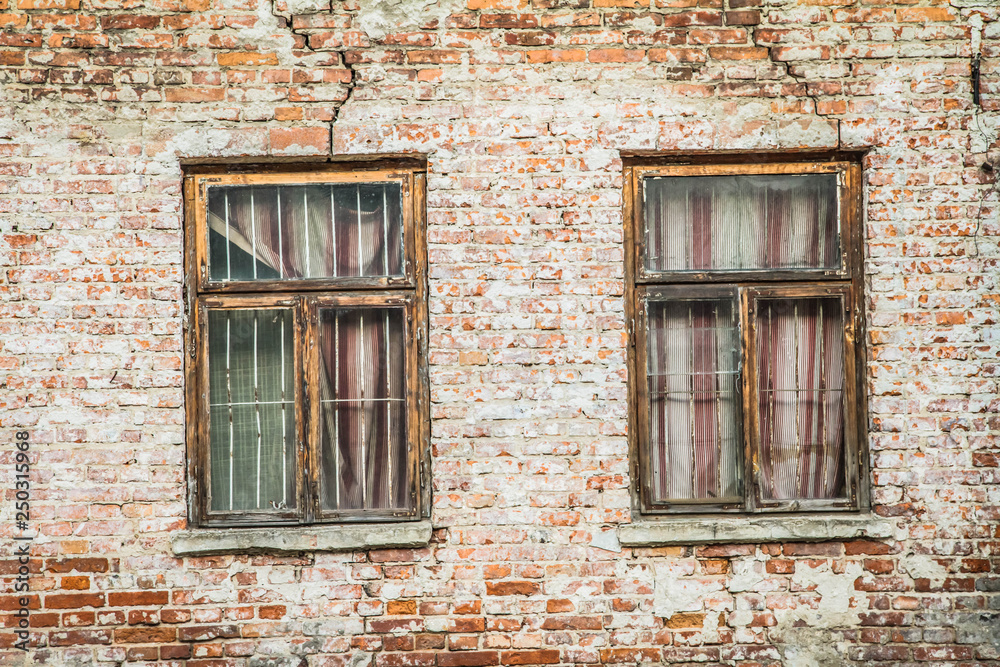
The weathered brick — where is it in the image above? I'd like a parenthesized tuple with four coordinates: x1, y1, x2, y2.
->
(0, 1, 995, 665)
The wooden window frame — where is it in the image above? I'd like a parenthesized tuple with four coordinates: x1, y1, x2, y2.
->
(624, 154, 869, 517)
(183, 162, 429, 528)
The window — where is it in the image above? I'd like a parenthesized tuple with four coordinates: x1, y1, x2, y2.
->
(625, 156, 867, 515)
(184, 163, 427, 527)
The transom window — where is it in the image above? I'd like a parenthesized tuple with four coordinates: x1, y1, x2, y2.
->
(184, 164, 427, 527)
(626, 157, 867, 515)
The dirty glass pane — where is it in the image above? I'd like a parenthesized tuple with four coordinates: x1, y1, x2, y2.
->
(644, 173, 840, 273)
(207, 182, 404, 282)
(317, 307, 409, 512)
(208, 308, 296, 512)
(755, 297, 846, 501)
(647, 296, 742, 503)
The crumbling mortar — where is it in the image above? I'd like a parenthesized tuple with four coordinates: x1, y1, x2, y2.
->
(269, 1, 358, 138)
(781, 59, 824, 118)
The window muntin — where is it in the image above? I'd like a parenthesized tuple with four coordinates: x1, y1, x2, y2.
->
(629, 159, 865, 516)
(186, 167, 426, 527)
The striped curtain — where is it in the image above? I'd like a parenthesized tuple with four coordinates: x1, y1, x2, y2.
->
(648, 298, 741, 502)
(645, 174, 839, 273)
(756, 298, 845, 500)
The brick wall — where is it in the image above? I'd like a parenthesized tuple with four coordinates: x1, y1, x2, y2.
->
(0, 0, 998, 664)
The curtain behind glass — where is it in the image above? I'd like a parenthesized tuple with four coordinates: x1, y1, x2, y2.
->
(318, 307, 408, 512)
(208, 308, 296, 512)
(207, 182, 404, 282)
(644, 174, 839, 273)
(756, 297, 845, 500)
(647, 298, 741, 502)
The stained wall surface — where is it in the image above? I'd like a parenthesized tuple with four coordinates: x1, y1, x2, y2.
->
(0, 0, 999, 664)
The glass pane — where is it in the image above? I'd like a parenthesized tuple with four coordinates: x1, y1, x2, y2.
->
(207, 182, 404, 282)
(644, 173, 840, 273)
(647, 297, 742, 503)
(208, 308, 296, 512)
(755, 297, 846, 501)
(318, 307, 409, 512)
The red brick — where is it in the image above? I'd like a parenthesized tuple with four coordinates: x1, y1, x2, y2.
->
(485, 581, 541, 596)
(708, 46, 768, 59)
(217, 52, 280, 67)
(896, 7, 955, 22)
(177, 625, 240, 642)
(60, 576, 90, 590)
(377, 652, 437, 667)
(501, 650, 560, 665)
(101, 14, 160, 29)
(600, 649, 662, 663)
(45, 593, 105, 609)
(437, 651, 499, 667)
(164, 87, 225, 103)
(114, 627, 177, 643)
(126, 646, 159, 661)
(49, 629, 112, 646)
(45, 558, 109, 574)
(17, 0, 77, 7)
(108, 591, 169, 607)
(541, 615, 603, 630)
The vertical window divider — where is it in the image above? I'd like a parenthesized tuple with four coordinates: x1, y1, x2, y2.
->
(301, 294, 317, 525)
(253, 311, 262, 509)
(740, 286, 759, 513)
(635, 288, 652, 510)
(841, 287, 860, 508)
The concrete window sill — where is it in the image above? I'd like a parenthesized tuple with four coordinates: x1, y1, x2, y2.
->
(170, 520, 433, 557)
(618, 514, 895, 546)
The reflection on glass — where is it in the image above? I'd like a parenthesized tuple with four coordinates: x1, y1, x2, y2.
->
(208, 308, 296, 512)
(645, 173, 840, 273)
(208, 182, 404, 282)
(647, 297, 742, 502)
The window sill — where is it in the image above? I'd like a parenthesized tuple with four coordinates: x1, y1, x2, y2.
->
(170, 520, 433, 557)
(618, 514, 894, 546)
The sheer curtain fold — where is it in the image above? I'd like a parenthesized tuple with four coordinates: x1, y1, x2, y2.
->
(756, 298, 845, 500)
(645, 174, 839, 273)
(648, 298, 740, 502)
